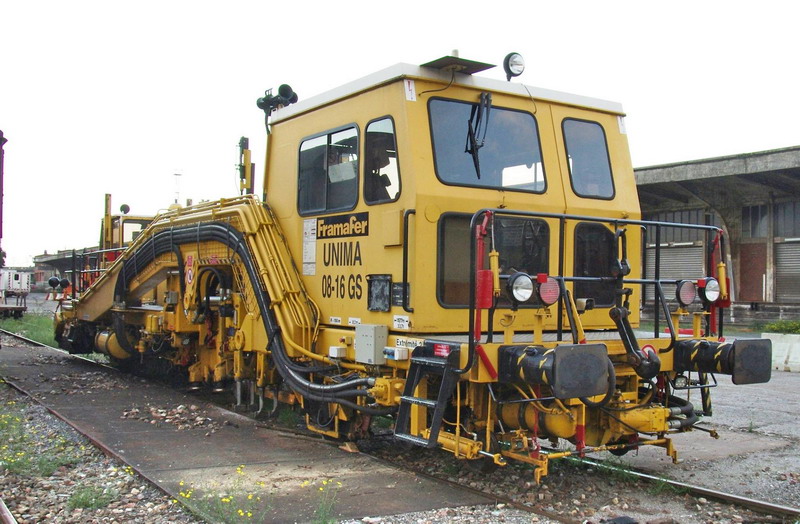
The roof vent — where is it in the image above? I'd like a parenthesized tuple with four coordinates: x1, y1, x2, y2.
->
(420, 56, 495, 75)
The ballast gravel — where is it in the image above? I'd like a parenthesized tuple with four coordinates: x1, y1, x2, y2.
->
(1, 332, 797, 523)
(0, 383, 201, 523)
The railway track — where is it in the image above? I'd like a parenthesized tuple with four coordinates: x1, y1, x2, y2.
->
(0, 330, 507, 523)
(1, 328, 798, 523)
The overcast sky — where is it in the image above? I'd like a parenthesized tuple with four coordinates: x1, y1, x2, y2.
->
(1, 1, 798, 267)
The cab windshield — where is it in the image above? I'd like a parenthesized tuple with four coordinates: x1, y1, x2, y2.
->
(429, 98, 545, 193)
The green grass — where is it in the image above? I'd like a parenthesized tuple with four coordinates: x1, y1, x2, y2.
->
(67, 486, 117, 510)
(647, 478, 690, 495)
(276, 405, 301, 427)
(0, 387, 83, 476)
(442, 461, 461, 476)
(0, 313, 57, 346)
(173, 466, 272, 523)
(371, 415, 394, 430)
(304, 479, 342, 524)
(589, 456, 638, 484)
(762, 320, 800, 334)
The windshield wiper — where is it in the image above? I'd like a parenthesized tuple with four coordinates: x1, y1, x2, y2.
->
(464, 92, 492, 179)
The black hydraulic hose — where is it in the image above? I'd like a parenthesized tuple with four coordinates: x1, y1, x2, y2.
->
(112, 312, 138, 356)
(670, 402, 694, 415)
(265, 330, 337, 374)
(670, 409, 699, 429)
(609, 305, 661, 380)
(198, 266, 231, 292)
(172, 245, 186, 298)
(560, 284, 579, 343)
(664, 395, 700, 429)
(580, 358, 616, 408)
(269, 332, 374, 393)
(114, 221, 388, 410)
(281, 360, 338, 374)
(270, 335, 393, 414)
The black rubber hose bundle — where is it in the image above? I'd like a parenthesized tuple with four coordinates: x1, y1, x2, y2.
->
(113, 221, 393, 415)
(665, 395, 700, 429)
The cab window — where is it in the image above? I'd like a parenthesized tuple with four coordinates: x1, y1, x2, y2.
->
(563, 119, 614, 199)
(298, 127, 359, 215)
(438, 214, 549, 306)
(122, 220, 148, 244)
(429, 98, 545, 193)
(364, 118, 401, 204)
(573, 222, 616, 306)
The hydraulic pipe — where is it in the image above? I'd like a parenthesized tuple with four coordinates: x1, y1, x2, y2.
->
(110, 220, 389, 414)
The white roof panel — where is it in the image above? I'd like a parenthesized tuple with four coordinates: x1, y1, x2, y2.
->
(270, 63, 625, 124)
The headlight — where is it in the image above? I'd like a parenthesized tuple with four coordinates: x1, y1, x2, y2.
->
(699, 277, 721, 304)
(507, 272, 534, 303)
(537, 275, 561, 306)
(676, 280, 696, 307)
(503, 52, 525, 81)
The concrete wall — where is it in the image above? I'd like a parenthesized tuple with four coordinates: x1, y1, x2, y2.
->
(761, 332, 800, 372)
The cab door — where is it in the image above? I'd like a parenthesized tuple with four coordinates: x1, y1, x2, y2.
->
(549, 105, 641, 329)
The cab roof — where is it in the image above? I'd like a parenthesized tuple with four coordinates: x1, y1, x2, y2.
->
(270, 62, 625, 124)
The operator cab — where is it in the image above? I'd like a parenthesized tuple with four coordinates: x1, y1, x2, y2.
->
(264, 55, 638, 338)
(263, 56, 642, 339)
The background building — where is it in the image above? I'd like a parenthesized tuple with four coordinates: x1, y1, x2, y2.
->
(636, 146, 800, 321)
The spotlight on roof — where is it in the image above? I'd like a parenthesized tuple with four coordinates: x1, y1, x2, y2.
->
(503, 52, 525, 81)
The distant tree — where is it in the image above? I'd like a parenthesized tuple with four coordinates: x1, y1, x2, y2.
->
(0, 247, 5, 268)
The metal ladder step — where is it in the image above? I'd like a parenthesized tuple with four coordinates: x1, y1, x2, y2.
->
(393, 347, 460, 449)
(410, 356, 448, 368)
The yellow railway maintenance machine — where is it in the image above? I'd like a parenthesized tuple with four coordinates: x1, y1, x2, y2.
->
(54, 54, 771, 482)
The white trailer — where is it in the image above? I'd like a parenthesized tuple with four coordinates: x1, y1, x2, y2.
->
(1, 269, 30, 317)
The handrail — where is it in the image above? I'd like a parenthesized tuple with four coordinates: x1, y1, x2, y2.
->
(465, 207, 725, 359)
(402, 209, 416, 313)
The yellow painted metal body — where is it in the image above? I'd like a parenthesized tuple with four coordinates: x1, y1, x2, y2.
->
(94, 331, 129, 360)
(53, 60, 744, 482)
(265, 78, 642, 337)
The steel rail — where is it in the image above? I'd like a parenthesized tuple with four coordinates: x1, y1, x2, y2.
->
(0, 329, 49, 348)
(1, 329, 563, 523)
(0, 328, 119, 371)
(574, 457, 800, 519)
(356, 438, 579, 524)
(0, 498, 18, 524)
(0, 330, 213, 522)
(3, 328, 797, 521)
(1, 329, 570, 522)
